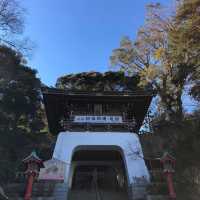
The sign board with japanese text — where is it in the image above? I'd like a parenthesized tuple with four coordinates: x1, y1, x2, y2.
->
(74, 115, 123, 123)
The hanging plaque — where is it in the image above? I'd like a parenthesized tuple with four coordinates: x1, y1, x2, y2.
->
(74, 115, 123, 123)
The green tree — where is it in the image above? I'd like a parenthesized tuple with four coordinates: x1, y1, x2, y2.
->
(110, 3, 188, 120)
(0, 1, 48, 185)
(169, 0, 200, 101)
(0, 46, 47, 184)
(0, 46, 44, 133)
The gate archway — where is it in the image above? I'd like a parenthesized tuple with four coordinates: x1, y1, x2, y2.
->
(68, 145, 129, 200)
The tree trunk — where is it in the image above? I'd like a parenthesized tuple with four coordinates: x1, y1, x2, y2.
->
(160, 90, 183, 121)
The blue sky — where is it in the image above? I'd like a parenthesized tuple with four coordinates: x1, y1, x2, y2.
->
(20, 0, 198, 111)
(21, 0, 170, 86)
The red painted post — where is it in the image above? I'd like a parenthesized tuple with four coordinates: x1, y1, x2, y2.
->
(22, 151, 44, 200)
(160, 152, 176, 199)
(24, 173, 35, 200)
(166, 172, 176, 199)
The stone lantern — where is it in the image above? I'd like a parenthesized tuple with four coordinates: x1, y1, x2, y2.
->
(23, 150, 44, 200)
(160, 152, 176, 199)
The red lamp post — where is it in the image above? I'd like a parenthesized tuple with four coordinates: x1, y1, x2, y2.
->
(23, 150, 44, 200)
(160, 152, 176, 199)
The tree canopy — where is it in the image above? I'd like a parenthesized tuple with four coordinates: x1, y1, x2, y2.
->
(56, 71, 144, 92)
(110, 2, 200, 120)
(169, 0, 200, 101)
(0, 0, 50, 185)
(0, 46, 49, 184)
(0, 46, 43, 132)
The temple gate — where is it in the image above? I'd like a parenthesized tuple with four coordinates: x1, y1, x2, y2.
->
(39, 86, 153, 200)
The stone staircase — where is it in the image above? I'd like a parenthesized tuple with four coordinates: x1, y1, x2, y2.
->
(68, 189, 129, 200)
(3, 181, 68, 200)
(2, 180, 171, 200)
(146, 195, 170, 200)
(144, 174, 171, 200)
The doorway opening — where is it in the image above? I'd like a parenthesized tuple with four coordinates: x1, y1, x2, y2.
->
(68, 147, 129, 200)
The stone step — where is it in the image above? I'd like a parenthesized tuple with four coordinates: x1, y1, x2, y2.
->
(147, 195, 170, 200)
(4, 182, 67, 200)
(4, 182, 169, 200)
(68, 189, 129, 200)
(8, 198, 57, 200)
